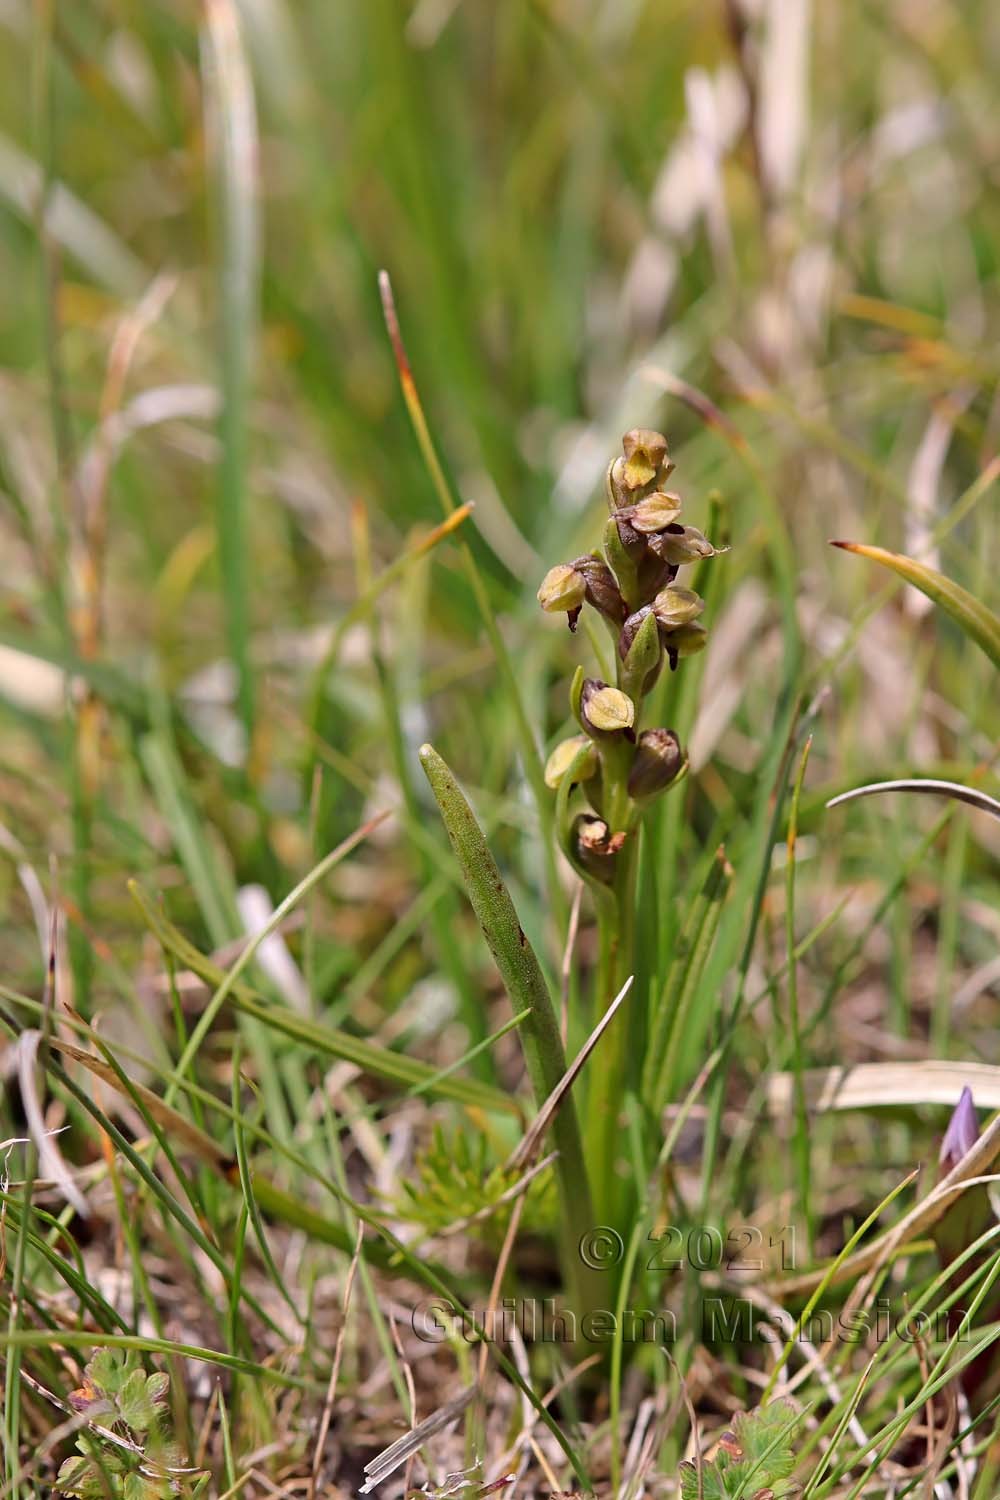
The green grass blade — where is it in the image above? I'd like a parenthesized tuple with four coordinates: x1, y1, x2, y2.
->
(129, 880, 516, 1116)
(201, 0, 260, 743)
(380, 273, 563, 924)
(832, 540, 1000, 669)
(138, 733, 239, 948)
(785, 736, 813, 1248)
(646, 845, 732, 1116)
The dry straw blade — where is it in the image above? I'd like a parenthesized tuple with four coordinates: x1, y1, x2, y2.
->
(827, 777, 1000, 821)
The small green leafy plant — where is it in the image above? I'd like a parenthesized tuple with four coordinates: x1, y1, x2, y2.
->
(678, 1401, 800, 1499)
(394, 1123, 550, 1237)
(57, 1349, 201, 1500)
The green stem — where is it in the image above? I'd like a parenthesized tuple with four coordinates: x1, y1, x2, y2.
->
(587, 815, 638, 1229)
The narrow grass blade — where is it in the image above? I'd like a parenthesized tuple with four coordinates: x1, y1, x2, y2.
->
(201, 0, 260, 743)
(508, 976, 632, 1173)
(645, 846, 732, 1115)
(129, 880, 515, 1116)
(761, 1167, 919, 1401)
(139, 733, 239, 947)
(379, 274, 563, 922)
(785, 736, 813, 1246)
(164, 811, 391, 1095)
(0, 1331, 313, 1391)
(306, 503, 475, 737)
(831, 540, 1000, 669)
(230, 1049, 305, 1328)
(772, 1101, 1000, 1298)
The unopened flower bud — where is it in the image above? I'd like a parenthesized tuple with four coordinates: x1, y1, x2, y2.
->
(538, 563, 586, 615)
(664, 620, 708, 669)
(621, 429, 670, 491)
(580, 679, 635, 738)
(649, 524, 723, 566)
(572, 814, 626, 885)
(627, 729, 683, 800)
(628, 491, 682, 534)
(573, 554, 626, 625)
(544, 736, 598, 790)
(606, 456, 628, 511)
(608, 512, 647, 566)
(618, 607, 662, 700)
(652, 585, 704, 630)
(940, 1086, 978, 1173)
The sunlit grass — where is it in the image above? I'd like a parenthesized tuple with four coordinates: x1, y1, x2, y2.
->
(0, 1, 999, 1496)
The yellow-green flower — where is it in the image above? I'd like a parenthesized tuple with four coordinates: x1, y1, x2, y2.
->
(537, 563, 586, 614)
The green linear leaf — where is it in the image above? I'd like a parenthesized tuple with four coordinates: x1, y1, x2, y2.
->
(418, 743, 601, 1321)
(832, 541, 1000, 669)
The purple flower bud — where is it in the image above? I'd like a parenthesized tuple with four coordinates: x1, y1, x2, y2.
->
(940, 1086, 979, 1172)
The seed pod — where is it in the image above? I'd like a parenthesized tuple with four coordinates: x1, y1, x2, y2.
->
(579, 678, 635, 738)
(627, 728, 683, 800)
(572, 814, 626, 885)
(544, 736, 598, 791)
(621, 429, 670, 491)
(537, 563, 586, 614)
(618, 607, 663, 700)
(648, 523, 722, 566)
(573, 554, 626, 625)
(652, 585, 704, 630)
(628, 491, 683, 534)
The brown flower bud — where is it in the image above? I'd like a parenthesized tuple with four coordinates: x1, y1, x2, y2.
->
(572, 554, 626, 624)
(537, 563, 586, 615)
(628, 491, 682, 534)
(621, 429, 670, 491)
(652, 585, 704, 630)
(579, 679, 635, 738)
(544, 736, 598, 790)
(634, 550, 674, 605)
(572, 814, 626, 884)
(627, 728, 683, 799)
(610, 510, 648, 562)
